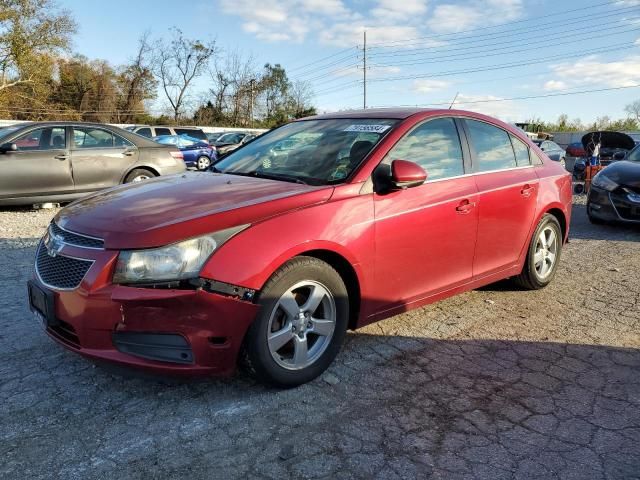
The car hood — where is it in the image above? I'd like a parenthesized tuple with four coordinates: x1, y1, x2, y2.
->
(55, 172, 333, 249)
(581, 131, 635, 156)
(601, 161, 640, 188)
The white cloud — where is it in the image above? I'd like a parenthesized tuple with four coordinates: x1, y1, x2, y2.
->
(543, 80, 567, 91)
(450, 93, 520, 121)
(427, 0, 523, 33)
(544, 55, 640, 90)
(635, 37, 640, 45)
(412, 79, 451, 93)
(371, 0, 428, 22)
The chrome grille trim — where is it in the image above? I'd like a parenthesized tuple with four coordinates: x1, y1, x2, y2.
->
(50, 222, 104, 250)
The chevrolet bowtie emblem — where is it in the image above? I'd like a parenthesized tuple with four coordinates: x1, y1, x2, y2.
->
(45, 230, 65, 257)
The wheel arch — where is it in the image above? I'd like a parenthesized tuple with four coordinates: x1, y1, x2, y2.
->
(121, 165, 159, 183)
(545, 207, 567, 243)
(297, 249, 361, 331)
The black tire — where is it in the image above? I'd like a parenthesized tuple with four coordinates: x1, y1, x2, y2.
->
(196, 156, 211, 171)
(243, 256, 349, 387)
(587, 203, 605, 225)
(513, 214, 563, 290)
(124, 168, 156, 183)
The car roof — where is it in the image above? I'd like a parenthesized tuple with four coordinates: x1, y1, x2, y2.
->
(304, 108, 430, 120)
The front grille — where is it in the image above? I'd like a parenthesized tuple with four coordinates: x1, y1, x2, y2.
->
(50, 222, 104, 249)
(49, 319, 80, 348)
(35, 242, 93, 290)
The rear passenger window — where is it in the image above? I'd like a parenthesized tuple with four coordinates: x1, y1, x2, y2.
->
(136, 128, 152, 137)
(155, 127, 172, 136)
(466, 120, 517, 172)
(385, 117, 464, 181)
(511, 136, 531, 166)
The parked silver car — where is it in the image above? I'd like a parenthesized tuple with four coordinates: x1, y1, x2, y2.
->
(0, 122, 186, 206)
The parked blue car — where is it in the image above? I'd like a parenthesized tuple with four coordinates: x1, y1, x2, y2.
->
(153, 135, 217, 170)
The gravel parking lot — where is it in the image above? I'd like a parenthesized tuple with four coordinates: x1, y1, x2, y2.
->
(1, 197, 639, 480)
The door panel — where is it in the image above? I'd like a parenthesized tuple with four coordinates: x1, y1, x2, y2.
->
(473, 168, 539, 276)
(0, 127, 74, 199)
(373, 178, 479, 312)
(70, 127, 139, 191)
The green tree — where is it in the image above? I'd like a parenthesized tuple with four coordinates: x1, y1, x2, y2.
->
(0, 0, 76, 94)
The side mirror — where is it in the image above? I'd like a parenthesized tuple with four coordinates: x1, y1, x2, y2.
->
(391, 160, 427, 189)
(613, 151, 625, 161)
(0, 142, 17, 153)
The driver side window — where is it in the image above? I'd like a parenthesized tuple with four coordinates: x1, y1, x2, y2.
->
(385, 117, 464, 181)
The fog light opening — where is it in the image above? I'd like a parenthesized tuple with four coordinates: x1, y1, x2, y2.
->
(208, 336, 228, 345)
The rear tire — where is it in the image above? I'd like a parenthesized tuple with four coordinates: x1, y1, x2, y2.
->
(513, 214, 562, 290)
(243, 256, 349, 387)
(196, 156, 211, 171)
(124, 168, 156, 183)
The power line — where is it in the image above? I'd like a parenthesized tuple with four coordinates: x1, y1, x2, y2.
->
(367, 14, 639, 61)
(366, 0, 630, 47)
(372, 27, 640, 68)
(370, 84, 640, 108)
(367, 42, 637, 83)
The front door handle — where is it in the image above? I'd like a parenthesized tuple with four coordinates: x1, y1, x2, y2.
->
(521, 184, 535, 197)
(54, 154, 68, 161)
(123, 150, 135, 156)
(456, 199, 476, 214)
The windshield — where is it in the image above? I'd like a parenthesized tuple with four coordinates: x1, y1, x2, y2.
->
(628, 146, 640, 162)
(0, 125, 22, 139)
(214, 119, 398, 185)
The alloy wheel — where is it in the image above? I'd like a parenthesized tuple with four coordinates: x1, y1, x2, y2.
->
(131, 174, 150, 182)
(197, 156, 210, 170)
(534, 226, 558, 279)
(267, 280, 336, 371)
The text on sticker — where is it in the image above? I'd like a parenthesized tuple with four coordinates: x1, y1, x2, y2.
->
(343, 125, 391, 133)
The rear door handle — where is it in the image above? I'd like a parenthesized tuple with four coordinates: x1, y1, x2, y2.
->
(456, 199, 476, 214)
(54, 154, 68, 161)
(521, 184, 535, 197)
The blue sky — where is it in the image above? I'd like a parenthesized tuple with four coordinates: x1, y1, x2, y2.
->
(59, 0, 640, 123)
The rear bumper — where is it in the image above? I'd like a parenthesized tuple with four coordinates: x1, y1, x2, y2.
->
(587, 186, 640, 223)
(32, 273, 259, 377)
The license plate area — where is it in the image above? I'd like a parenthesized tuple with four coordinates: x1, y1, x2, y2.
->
(28, 280, 58, 327)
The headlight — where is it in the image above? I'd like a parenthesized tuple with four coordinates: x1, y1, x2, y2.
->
(591, 173, 618, 192)
(113, 225, 247, 284)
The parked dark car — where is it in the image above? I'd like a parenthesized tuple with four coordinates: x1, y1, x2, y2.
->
(153, 134, 217, 170)
(587, 144, 640, 224)
(573, 131, 636, 182)
(214, 132, 256, 155)
(28, 108, 571, 387)
(533, 139, 566, 169)
(206, 132, 226, 143)
(0, 122, 186, 206)
(126, 125, 208, 142)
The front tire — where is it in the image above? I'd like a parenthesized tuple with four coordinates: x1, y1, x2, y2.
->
(513, 214, 562, 290)
(243, 256, 349, 387)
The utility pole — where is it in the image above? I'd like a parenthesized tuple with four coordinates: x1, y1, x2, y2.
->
(249, 78, 255, 128)
(363, 30, 367, 110)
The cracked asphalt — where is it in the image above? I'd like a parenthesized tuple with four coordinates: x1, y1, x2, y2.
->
(1, 196, 639, 480)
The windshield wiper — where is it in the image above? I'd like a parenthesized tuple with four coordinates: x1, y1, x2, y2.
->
(220, 170, 309, 185)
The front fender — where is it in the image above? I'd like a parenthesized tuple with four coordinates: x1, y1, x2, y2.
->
(199, 190, 375, 295)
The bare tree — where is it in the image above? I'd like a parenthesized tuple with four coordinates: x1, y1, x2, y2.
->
(624, 100, 640, 122)
(208, 50, 257, 126)
(153, 29, 215, 122)
(119, 32, 157, 123)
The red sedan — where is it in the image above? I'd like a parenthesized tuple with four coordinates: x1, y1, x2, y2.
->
(28, 109, 572, 387)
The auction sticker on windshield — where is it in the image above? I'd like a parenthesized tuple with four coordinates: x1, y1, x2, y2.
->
(343, 124, 391, 133)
